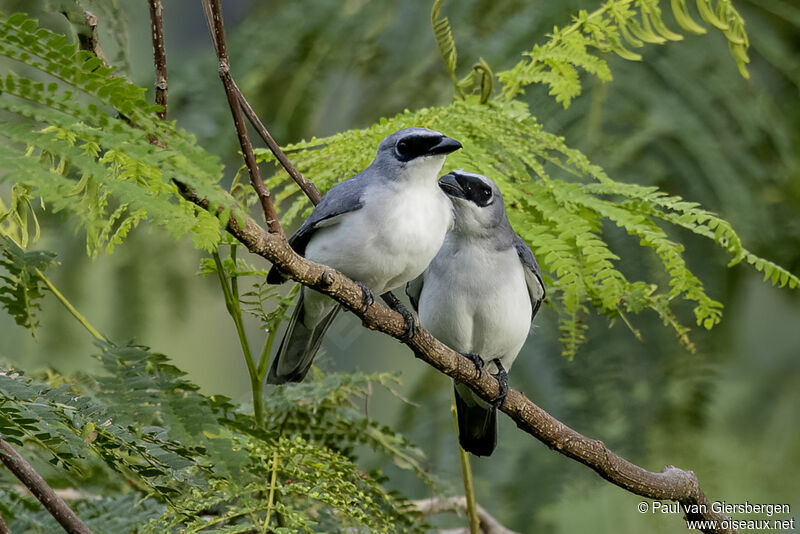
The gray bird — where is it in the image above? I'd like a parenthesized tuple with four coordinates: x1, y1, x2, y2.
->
(406, 170, 545, 456)
(266, 128, 462, 384)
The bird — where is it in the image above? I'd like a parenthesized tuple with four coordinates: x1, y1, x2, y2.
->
(266, 127, 462, 384)
(406, 169, 545, 456)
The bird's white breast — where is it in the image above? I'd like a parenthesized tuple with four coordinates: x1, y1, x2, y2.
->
(305, 179, 453, 295)
(418, 238, 532, 370)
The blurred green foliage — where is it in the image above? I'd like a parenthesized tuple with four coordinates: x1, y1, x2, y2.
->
(0, 0, 798, 532)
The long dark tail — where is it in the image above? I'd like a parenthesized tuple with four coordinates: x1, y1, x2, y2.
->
(267, 292, 341, 384)
(454, 381, 497, 457)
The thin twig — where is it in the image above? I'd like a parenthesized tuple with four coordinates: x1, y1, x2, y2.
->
(36, 268, 106, 343)
(147, 0, 168, 119)
(233, 86, 322, 204)
(201, 0, 283, 235)
(413, 497, 520, 534)
(0, 440, 94, 534)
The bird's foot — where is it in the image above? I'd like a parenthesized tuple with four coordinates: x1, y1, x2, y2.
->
(490, 359, 508, 408)
(460, 352, 484, 379)
(355, 281, 374, 313)
(381, 292, 417, 340)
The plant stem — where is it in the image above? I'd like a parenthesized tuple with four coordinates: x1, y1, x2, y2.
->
(263, 449, 281, 532)
(212, 250, 263, 426)
(35, 268, 106, 343)
(451, 394, 480, 534)
(257, 326, 278, 380)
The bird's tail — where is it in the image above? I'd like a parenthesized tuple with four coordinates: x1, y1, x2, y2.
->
(267, 292, 341, 384)
(454, 381, 497, 457)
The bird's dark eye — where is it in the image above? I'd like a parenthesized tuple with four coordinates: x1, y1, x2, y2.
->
(481, 188, 492, 199)
(396, 139, 410, 156)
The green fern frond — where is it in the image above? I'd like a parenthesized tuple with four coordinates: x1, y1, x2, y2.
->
(431, 0, 461, 97)
(0, 236, 56, 336)
(498, 0, 750, 105)
(0, 13, 230, 255)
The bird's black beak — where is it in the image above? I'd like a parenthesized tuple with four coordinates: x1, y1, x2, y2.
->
(426, 136, 462, 156)
(438, 172, 467, 199)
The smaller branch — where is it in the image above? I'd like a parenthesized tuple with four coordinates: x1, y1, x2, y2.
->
(147, 0, 168, 120)
(201, 0, 283, 235)
(0, 440, 94, 534)
(234, 86, 322, 205)
(61, 8, 109, 66)
(0, 510, 9, 534)
(412, 497, 520, 534)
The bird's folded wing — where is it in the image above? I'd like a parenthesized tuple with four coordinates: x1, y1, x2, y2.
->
(513, 233, 546, 319)
(267, 174, 366, 283)
(405, 273, 425, 312)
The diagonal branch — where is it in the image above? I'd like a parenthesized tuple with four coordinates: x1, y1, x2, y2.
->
(147, 0, 168, 120)
(0, 439, 94, 534)
(178, 182, 734, 534)
(0, 509, 9, 534)
(200, 0, 282, 235)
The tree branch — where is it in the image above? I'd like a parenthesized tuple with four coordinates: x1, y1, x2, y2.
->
(200, 0, 282, 235)
(177, 180, 735, 533)
(147, 0, 168, 120)
(0, 440, 93, 534)
(413, 497, 520, 534)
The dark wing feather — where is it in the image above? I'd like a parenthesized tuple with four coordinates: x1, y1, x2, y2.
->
(513, 233, 546, 319)
(405, 274, 425, 312)
(267, 175, 366, 284)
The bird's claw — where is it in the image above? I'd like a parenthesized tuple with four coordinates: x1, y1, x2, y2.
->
(398, 306, 417, 340)
(461, 353, 485, 379)
(355, 281, 374, 313)
(381, 292, 417, 340)
(490, 359, 508, 408)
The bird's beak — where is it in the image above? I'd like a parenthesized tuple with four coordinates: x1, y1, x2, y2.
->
(438, 172, 467, 199)
(426, 136, 462, 156)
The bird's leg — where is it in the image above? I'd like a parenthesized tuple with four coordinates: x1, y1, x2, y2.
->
(460, 352, 484, 378)
(489, 359, 508, 408)
(381, 292, 417, 340)
(355, 281, 374, 313)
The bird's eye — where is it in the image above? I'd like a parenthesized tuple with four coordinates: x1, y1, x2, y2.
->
(396, 139, 410, 156)
(482, 188, 492, 199)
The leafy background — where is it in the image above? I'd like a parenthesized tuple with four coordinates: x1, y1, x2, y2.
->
(0, 0, 798, 532)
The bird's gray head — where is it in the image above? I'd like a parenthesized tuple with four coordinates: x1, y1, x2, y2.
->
(438, 170, 510, 236)
(373, 128, 462, 183)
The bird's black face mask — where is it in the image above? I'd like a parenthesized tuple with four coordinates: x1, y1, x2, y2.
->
(394, 134, 462, 162)
(439, 171, 494, 207)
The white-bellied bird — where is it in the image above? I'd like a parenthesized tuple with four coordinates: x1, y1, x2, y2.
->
(406, 170, 545, 456)
(266, 128, 462, 384)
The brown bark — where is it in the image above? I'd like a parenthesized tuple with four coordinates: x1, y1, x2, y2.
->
(0, 440, 94, 534)
(147, 0, 168, 120)
(201, 0, 283, 235)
